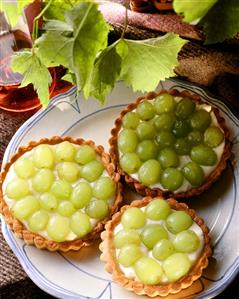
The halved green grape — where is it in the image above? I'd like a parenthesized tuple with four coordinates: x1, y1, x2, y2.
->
(158, 148, 179, 168)
(32, 169, 54, 193)
(187, 131, 203, 146)
(57, 201, 76, 217)
(6, 179, 30, 199)
(136, 140, 158, 161)
(162, 253, 191, 282)
(47, 215, 70, 242)
(145, 198, 171, 220)
(161, 168, 183, 191)
(172, 120, 190, 138)
(80, 160, 104, 182)
(136, 101, 155, 120)
(190, 145, 217, 166)
(174, 138, 191, 155)
(204, 126, 224, 148)
(166, 211, 192, 234)
(182, 162, 204, 187)
(154, 113, 175, 131)
(136, 122, 155, 140)
(39, 193, 58, 212)
(75, 145, 96, 165)
(114, 229, 141, 248)
(134, 257, 163, 285)
(71, 182, 92, 209)
(118, 244, 143, 267)
(13, 196, 40, 220)
(85, 199, 109, 219)
(93, 177, 116, 200)
(140, 224, 168, 249)
(155, 131, 176, 149)
(122, 112, 140, 129)
(55, 141, 76, 162)
(120, 153, 141, 174)
(154, 94, 176, 114)
(118, 129, 138, 154)
(51, 180, 72, 199)
(70, 211, 92, 237)
(14, 158, 35, 179)
(57, 162, 79, 182)
(121, 207, 146, 229)
(175, 97, 195, 119)
(173, 230, 200, 253)
(28, 210, 49, 232)
(33, 144, 54, 169)
(138, 159, 161, 186)
(152, 239, 175, 261)
(190, 109, 211, 132)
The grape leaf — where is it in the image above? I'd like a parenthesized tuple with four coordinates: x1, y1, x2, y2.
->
(62, 72, 76, 84)
(44, 0, 80, 21)
(120, 34, 187, 92)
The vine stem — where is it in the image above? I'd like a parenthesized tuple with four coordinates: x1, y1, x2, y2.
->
(121, 6, 128, 39)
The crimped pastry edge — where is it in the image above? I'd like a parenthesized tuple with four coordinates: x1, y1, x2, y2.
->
(109, 89, 232, 199)
(99, 196, 212, 297)
(0, 136, 123, 252)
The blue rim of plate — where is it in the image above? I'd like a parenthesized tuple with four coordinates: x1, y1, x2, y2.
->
(1, 80, 239, 299)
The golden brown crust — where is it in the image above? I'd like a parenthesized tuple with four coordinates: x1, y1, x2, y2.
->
(0, 136, 123, 252)
(109, 89, 232, 199)
(100, 196, 212, 297)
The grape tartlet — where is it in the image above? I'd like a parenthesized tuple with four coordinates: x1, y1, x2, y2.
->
(100, 196, 211, 297)
(0, 137, 122, 251)
(109, 89, 231, 198)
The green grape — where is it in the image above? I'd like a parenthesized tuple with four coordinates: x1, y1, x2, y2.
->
(175, 97, 195, 119)
(39, 193, 58, 212)
(71, 182, 92, 209)
(6, 179, 30, 199)
(154, 94, 176, 114)
(134, 257, 163, 285)
(33, 144, 55, 169)
(190, 110, 211, 132)
(57, 201, 76, 217)
(32, 169, 54, 193)
(182, 162, 204, 186)
(114, 229, 141, 248)
(140, 224, 168, 249)
(162, 253, 191, 282)
(118, 244, 142, 267)
(154, 113, 175, 131)
(174, 138, 191, 155)
(47, 215, 70, 242)
(138, 159, 161, 186)
(13, 196, 40, 220)
(118, 129, 138, 153)
(166, 211, 192, 234)
(57, 162, 79, 182)
(152, 239, 175, 261)
(136, 122, 155, 140)
(55, 141, 76, 162)
(136, 101, 155, 120)
(121, 207, 146, 229)
(75, 145, 96, 164)
(28, 210, 49, 232)
(172, 120, 190, 138)
(85, 199, 109, 219)
(204, 126, 224, 148)
(173, 230, 200, 253)
(93, 177, 116, 200)
(136, 140, 158, 161)
(145, 198, 171, 220)
(80, 160, 104, 182)
(51, 180, 72, 199)
(187, 131, 203, 146)
(122, 112, 140, 129)
(190, 145, 217, 166)
(14, 158, 35, 179)
(120, 153, 141, 174)
(161, 168, 183, 191)
(155, 131, 176, 149)
(158, 148, 179, 168)
(70, 211, 92, 237)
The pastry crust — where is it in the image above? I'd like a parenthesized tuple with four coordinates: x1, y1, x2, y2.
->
(109, 89, 231, 199)
(0, 136, 123, 252)
(100, 196, 212, 297)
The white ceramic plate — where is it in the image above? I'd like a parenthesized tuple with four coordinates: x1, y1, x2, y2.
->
(1, 80, 239, 299)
